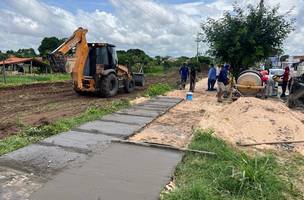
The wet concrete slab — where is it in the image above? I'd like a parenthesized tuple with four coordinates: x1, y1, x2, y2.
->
(31, 143, 183, 200)
(0, 96, 184, 199)
(76, 120, 142, 138)
(153, 96, 183, 103)
(132, 105, 169, 111)
(138, 101, 178, 108)
(134, 103, 170, 109)
(101, 113, 154, 125)
(116, 108, 163, 118)
(0, 166, 44, 200)
(0, 144, 87, 176)
(40, 131, 113, 153)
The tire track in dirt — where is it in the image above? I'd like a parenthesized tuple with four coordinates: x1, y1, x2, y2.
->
(0, 71, 180, 138)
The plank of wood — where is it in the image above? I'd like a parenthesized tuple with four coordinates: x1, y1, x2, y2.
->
(237, 140, 304, 147)
(114, 140, 216, 156)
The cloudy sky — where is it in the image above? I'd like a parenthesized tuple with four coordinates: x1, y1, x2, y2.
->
(0, 0, 303, 57)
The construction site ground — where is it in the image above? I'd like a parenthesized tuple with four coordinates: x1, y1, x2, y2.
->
(1, 76, 304, 199)
(132, 78, 304, 154)
(0, 71, 182, 139)
(0, 96, 184, 200)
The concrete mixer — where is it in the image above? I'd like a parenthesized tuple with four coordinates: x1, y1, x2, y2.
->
(235, 70, 265, 96)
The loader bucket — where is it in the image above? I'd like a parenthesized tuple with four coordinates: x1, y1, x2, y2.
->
(133, 73, 145, 87)
(132, 67, 145, 87)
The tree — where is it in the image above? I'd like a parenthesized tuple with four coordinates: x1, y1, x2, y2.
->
(280, 55, 289, 62)
(16, 48, 37, 57)
(3, 48, 36, 58)
(116, 49, 152, 66)
(117, 50, 129, 65)
(0, 51, 7, 61)
(201, 0, 294, 77)
(198, 56, 212, 65)
(155, 56, 162, 65)
(38, 37, 65, 57)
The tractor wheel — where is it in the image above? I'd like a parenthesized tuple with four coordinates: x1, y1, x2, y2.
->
(100, 73, 119, 97)
(124, 79, 135, 93)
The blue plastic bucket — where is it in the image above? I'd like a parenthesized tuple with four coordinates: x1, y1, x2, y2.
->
(186, 92, 193, 101)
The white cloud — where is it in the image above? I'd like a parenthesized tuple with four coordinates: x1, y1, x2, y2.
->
(0, 0, 303, 56)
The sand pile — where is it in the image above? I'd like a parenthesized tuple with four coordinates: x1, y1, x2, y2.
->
(200, 97, 304, 154)
(131, 77, 304, 154)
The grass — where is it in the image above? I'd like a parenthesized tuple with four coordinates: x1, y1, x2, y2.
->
(162, 129, 302, 200)
(0, 100, 129, 156)
(145, 83, 172, 97)
(0, 73, 70, 88)
(144, 65, 164, 75)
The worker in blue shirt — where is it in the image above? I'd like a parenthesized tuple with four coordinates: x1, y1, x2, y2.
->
(179, 63, 189, 89)
(217, 65, 229, 102)
(207, 64, 217, 91)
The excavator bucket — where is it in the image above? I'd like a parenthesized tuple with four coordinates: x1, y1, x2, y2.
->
(48, 53, 67, 73)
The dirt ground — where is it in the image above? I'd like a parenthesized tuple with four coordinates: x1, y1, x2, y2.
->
(131, 78, 304, 156)
(0, 71, 180, 139)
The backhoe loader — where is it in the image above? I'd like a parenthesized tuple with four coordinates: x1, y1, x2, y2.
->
(48, 27, 144, 97)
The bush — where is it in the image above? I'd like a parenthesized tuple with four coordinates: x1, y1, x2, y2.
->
(143, 65, 164, 74)
(145, 83, 172, 97)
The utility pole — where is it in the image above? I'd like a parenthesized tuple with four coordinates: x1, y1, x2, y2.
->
(195, 33, 200, 62)
(30, 60, 33, 74)
(259, 0, 264, 8)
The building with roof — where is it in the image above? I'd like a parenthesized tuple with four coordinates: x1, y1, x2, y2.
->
(0, 56, 50, 74)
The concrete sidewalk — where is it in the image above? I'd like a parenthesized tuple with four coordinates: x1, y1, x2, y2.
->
(31, 143, 182, 200)
(0, 96, 183, 200)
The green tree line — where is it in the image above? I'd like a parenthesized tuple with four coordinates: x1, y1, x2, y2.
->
(0, 36, 212, 73)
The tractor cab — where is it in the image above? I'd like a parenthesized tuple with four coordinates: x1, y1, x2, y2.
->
(84, 43, 118, 76)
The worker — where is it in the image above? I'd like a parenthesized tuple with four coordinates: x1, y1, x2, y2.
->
(179, 63, 189, 90)
(226, 65, 234, 99)
(217, 65, 229, 102)
(189, 65, 196, 92)
(280, 66, 290, 98)
(207, 64, 217, 91)
(260, 70, 271, 98)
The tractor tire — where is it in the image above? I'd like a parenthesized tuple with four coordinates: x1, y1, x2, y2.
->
(124, 79, 135, 93)
(100, 73, 119, 97)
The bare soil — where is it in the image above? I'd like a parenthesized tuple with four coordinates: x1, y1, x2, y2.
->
(0, 71, 180, 139)
(131, 78, 304, 155)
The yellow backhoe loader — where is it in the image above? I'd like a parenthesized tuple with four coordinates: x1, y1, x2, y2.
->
(48, 27, 144, 97)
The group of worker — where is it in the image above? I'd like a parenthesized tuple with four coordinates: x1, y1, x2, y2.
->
(179, 62, 291, 101)
(179, 63, 197, 92)
(261, 66, 291, 98)
(207, 64, 231, 102)
(179, 62, 230, 102)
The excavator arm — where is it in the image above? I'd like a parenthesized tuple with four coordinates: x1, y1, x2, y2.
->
(49, 27, 89, 90)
